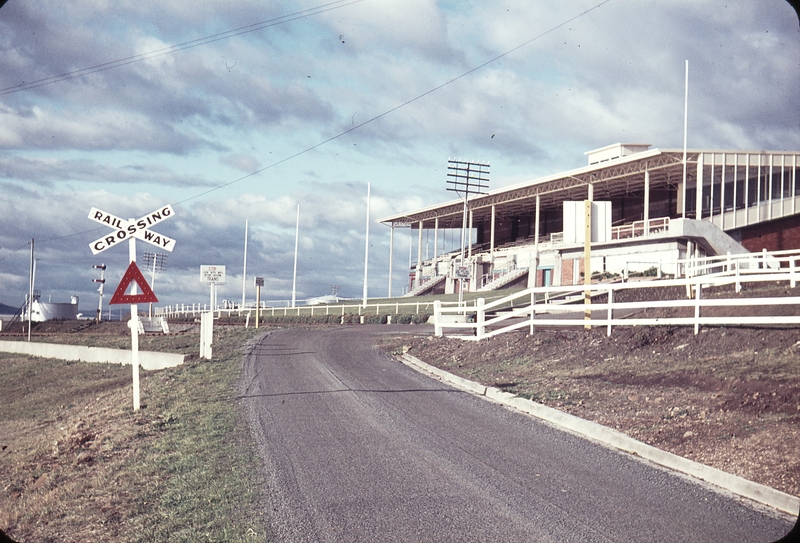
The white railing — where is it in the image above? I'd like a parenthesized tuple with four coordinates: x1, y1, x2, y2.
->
(158, 299, 451, 320)
(434, 250, 800, 341)
(611, 217, 670, 240)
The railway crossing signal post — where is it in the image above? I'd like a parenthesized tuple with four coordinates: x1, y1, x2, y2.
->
(92, 264, 106, 322)
(87, 205, 176, 411)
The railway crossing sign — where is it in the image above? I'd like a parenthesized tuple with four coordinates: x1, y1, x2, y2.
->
(109, 261, 159, 305)
(86, 203, 177, 412)
(88, 205, 176, 255)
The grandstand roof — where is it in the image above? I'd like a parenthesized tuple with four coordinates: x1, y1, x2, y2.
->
(377, 145, 797, 230)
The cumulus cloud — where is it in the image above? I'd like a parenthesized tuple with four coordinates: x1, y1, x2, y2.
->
(0, 0, 797, 309)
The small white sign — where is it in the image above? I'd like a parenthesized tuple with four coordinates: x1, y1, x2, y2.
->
(454, 266, 471, 279)
(201, 265, 226, 284)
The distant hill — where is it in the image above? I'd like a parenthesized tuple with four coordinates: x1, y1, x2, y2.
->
(0, 302, 21, 316)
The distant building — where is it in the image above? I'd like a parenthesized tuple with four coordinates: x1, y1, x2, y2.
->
(23, 292, 80, 321)
(379, 143, 800, 296)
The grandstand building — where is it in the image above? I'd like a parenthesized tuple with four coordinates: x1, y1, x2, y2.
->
(379, 143, 800, 296)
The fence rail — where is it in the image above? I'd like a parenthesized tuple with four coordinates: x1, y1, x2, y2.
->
(434, 248, 800, 341)
(158, 299, 447, 320)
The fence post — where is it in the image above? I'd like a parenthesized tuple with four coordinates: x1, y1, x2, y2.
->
(735, 261, 741, 293)
(433, 300, 442, 337)
(607, 287, 613, 337)
(476, 298, 485, 339)
(529, 291, 536, 335)
(792, 258, 797, 289)
(694, 280, 701, 335)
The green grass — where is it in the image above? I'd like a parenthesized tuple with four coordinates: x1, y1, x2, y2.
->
(0, 325, 269, 542)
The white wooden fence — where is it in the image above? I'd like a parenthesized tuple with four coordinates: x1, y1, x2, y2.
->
(434, 249, 800, 341)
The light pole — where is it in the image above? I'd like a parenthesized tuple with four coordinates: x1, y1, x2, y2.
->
(141, 251, 168, 318)
(446, 159, 489, 304)
(92, 264, 106, 322)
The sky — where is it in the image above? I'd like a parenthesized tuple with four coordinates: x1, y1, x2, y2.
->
(0, 0, 798, 313)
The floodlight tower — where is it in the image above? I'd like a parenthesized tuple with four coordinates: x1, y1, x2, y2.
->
(92, 264, 106, 322)
(446, 159, 489, 303)
(141, 251, 168, 317)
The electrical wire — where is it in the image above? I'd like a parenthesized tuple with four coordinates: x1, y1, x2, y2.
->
(174, 0, 613, 206)
(4, 0, 614, 252)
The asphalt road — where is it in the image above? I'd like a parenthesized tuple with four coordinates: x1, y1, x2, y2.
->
(240, 325, 794, 542)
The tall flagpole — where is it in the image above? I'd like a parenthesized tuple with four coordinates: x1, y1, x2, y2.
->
(682, 60, 689, 218)
(362, 182, 371, 307)
(241, 219, 248, 310)
(292, 205, 300, 308)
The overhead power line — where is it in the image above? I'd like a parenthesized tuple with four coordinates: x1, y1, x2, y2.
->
(174, 0, 614, 206)
(8, 0, 614, 250)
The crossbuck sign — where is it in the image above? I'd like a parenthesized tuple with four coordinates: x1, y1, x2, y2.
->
(88, 205, 176, 255)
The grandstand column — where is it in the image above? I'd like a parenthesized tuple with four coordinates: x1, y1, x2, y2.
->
(468, 209, 474, 259)
(531, 195, 541, 288)
(644, 170, 650, 234)
(696, 152, 704, 220)
(416, 221, 423, 282)
(490, 205, 496, 262)
(434, 217, 439, 262)
(720, 153, 727, 229)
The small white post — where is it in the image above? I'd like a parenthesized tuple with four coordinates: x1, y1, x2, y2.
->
(529, 291, 536, 336)
(694, 280, 701, 335)
(607, 287, 613, 337)
(792, 258, 797, 289)
(433, 300, 442, 337)
(735, 261, 741, 293)
(476, 298, 485, 339)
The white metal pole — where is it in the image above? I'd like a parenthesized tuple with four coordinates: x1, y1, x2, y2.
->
(682, 60, 689, 218)
(27, 238, 33, 341)
(128, 232, 140, 412)
(242, 219, 248, 310)
(292, 205, 300, 308)
(388, 223, 394, 298)
(362, 182, 371, 307)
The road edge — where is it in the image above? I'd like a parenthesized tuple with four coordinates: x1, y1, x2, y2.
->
(398, 352, 800, 516)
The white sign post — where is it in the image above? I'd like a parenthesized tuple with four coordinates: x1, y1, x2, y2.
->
(88, 205, 176, 412)
(200, 265, 226, 359)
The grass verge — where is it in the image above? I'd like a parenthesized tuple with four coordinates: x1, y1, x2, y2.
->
(1, 325, 268, 542)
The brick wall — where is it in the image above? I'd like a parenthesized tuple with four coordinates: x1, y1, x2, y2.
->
(736, 214, 800, 252)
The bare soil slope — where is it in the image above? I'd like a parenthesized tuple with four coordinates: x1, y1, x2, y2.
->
(382, 285, 800, 498)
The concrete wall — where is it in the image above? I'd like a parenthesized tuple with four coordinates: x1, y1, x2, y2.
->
(0, 340, 184, 370)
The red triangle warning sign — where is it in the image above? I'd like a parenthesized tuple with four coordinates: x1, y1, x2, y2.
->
(109, 261, 159, 305)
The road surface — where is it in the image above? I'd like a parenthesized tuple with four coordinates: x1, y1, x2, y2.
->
(240, 325, 794, 542)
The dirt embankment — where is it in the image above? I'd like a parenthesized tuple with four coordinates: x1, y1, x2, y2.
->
(382, 286, 800, 498)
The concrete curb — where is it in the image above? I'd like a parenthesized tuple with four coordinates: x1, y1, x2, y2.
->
(0, 340, 185, 371)
(399, 353, 800, 516)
